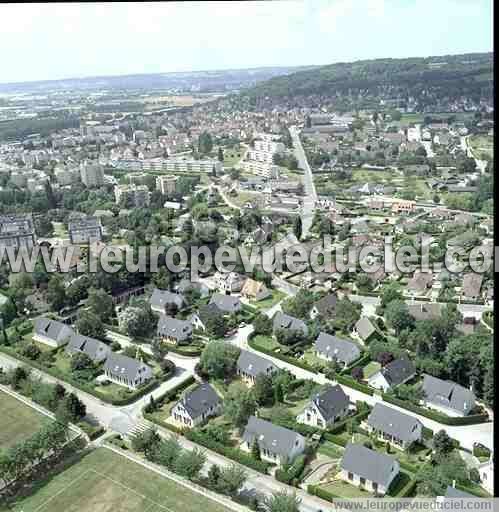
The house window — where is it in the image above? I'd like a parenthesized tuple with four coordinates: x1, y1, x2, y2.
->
(348, 472, 353, 481)
(360, 477, 366, 486)
(306, 413, 311, 421)
(373, 482, 378, 492)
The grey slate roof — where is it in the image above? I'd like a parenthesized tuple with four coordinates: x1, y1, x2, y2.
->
(180, 383, 221, 420)
(195, 303, 223, 325)
(380, 357, 416, 387)
(237, 350, 277, 378)
(272, 312, 308, 335)
(407, 303, 442, 321)
(103, 352, 153, 382)
(209, 293, 242, 313)
(157, 314, 193, 341)
(310, 385, 350, 421)
(312, 293, 338, 317)
(176, 279, 209, 296)
(354, 317, 376, 341)
(341, 443, 398, 488)
(34, 317, 74, 344)
(422, 374, 475, 415)
(150, 288, 185, 310)
(367, 403, 422, 443)
(65, 333, 111, 362)
(314, 332, 361, 365)
(242, 416, 305, 458)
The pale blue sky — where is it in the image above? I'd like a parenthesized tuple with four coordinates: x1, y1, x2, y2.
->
(0, 1, 493, 83)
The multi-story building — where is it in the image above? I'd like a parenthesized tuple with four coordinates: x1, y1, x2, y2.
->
(127, 172, 150, 186)
(80, 161, 105, 187)
(0, 214, 36, 249)
(68, 216, 102, 244)
(156, 175, 178, 195)
(55, 166, 81, 186)
(241, 160, 280, 178)
(114, 184, 150, 207)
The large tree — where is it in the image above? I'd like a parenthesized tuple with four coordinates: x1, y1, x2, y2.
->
(198, 341, 240, 379)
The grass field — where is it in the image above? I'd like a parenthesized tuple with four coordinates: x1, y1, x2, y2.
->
(8, 448, 232, 512)
(362, 361, 381, 379)
(0, 390, 51, 449)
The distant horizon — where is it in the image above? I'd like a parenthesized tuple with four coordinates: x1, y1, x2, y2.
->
(0, 50, 493, 88)
(0, 1, 492, 84)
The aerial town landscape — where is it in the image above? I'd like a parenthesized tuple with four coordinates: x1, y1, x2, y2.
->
(0, 2, 495, 511)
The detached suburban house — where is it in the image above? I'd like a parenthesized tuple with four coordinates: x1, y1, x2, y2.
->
(103, 352, 153, 390)
(171, 383, 222, 428)
(353, 317, 376, 343)
(340, 443, 400, 496)
(310, 293, 338, 320)
(157, 314, 193, 345)
(406, 271, 433, 297)
(150, 288, 186, 314)
(237, 350, 277, 386)
(190, 303, 223, 331)
(240, 278, 271, 301)
(314, 332, 361, 367)
(215, 271, 247, 294)
(297, 385, 350, 429)
(33, 317, 74, 348)
(422, 374, 476, 417)
(209, 293, 242, 314)
(272, 312, 309, 336)
(65, 333, 111, 363)
(367, 357, 416, 392)
(365, 403, 423, 449)
(461, 273, 483, 301)
(241, 416, 306, 466)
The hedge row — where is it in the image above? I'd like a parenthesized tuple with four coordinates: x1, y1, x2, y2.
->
(342, 353, 371, 375)
(247, 334, 318, 374)
(184, 429, 270, 474)
(0, 345, 168, 406)
(323, 433, 347, 447)
(391, 475, 417, 497)
(335, 374, 374, 396)
(166, 345, 202, 357)
(275, 454, 307, 486)
(307, 484, 341, 501)
(381, 394, 490, 426)
(327, 407, 371, 435)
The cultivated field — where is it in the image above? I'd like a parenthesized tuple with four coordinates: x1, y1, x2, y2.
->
(0, 390, 51, 449)
(8, 448, 232, 512)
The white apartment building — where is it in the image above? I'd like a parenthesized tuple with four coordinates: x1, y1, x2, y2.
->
(80, 162, 105, 187)
(114, 184, 150, 207)
(156, 175, 178, 195)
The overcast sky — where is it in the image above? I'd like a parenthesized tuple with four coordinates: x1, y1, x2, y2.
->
(0, 0, 493, 83)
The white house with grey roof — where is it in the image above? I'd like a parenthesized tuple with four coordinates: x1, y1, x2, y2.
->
(171, 383, 222, 428)
(421, 374, 476, 417)
(340, 443, 400, 496)
(103, 352, 153, 390)
(314, 332, 361, 367)
(365, 403, 423, 449)
(209, 293, 242, 314)
(65, 333, 111, 363)
(237, 350, 277, 386)
(157, 314, 193, 345)
(353, 317, 376, 343)
(297, 385, 351, 429)
(33, 317, 74, 348)
(241, 416, 306, 466)
(367, 357, 416, 392)
(150, 288, 186, 314)
(309, 293, 338, 320)
(272, 312, 308, 336)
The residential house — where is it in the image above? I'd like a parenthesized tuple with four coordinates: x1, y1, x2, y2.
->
(461, 273, 483, 301)
(309, 293, 338, 320)
(190, 303, 223, 331)
(215, 271, 247, 294)
(407, 302, 442, 322)
(171, 383, 222, 428)
(421, 374, 476, 417)
(175, 278, 210, 297)
(103, 352, 153, 390)
(33, 317, 74, 348)
(406, 271, 433, 297)
(241, 416, 306, 466)
(339, 443, 400, 496)
(367, 357, 416, 392)
(297, 385, 350, 429)
(237, 350, 278, 386)
(240, 278, 271, 302)
(365, 403, 423, 449)
(209, 293, 242, 314)
(149, 288, 186, 314)
(353, 317, 376, 343)
(68, 216, 102, 244)
(314, 332, 361, 367)
(272, 312, 309, 336)
(157, 314, 193, 345)
(65, 333, 111, 363)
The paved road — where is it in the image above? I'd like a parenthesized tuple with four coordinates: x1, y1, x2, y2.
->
(289, 125, 317, 238)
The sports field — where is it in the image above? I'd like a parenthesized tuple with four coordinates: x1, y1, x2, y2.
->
(0, 390, 51, 449)
(8, 448, 232, 512)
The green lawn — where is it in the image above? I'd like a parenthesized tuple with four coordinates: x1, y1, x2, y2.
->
(318, 441, 344, 459)
(250, 289, 287, 311)
(0, 390, 51, 449)
(320, 479, 374, 498)
(8, 448, 232, 512)
(252, 334, 281, 351)
(469, 134, 493, 160)
(362, 361, 381, 379)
